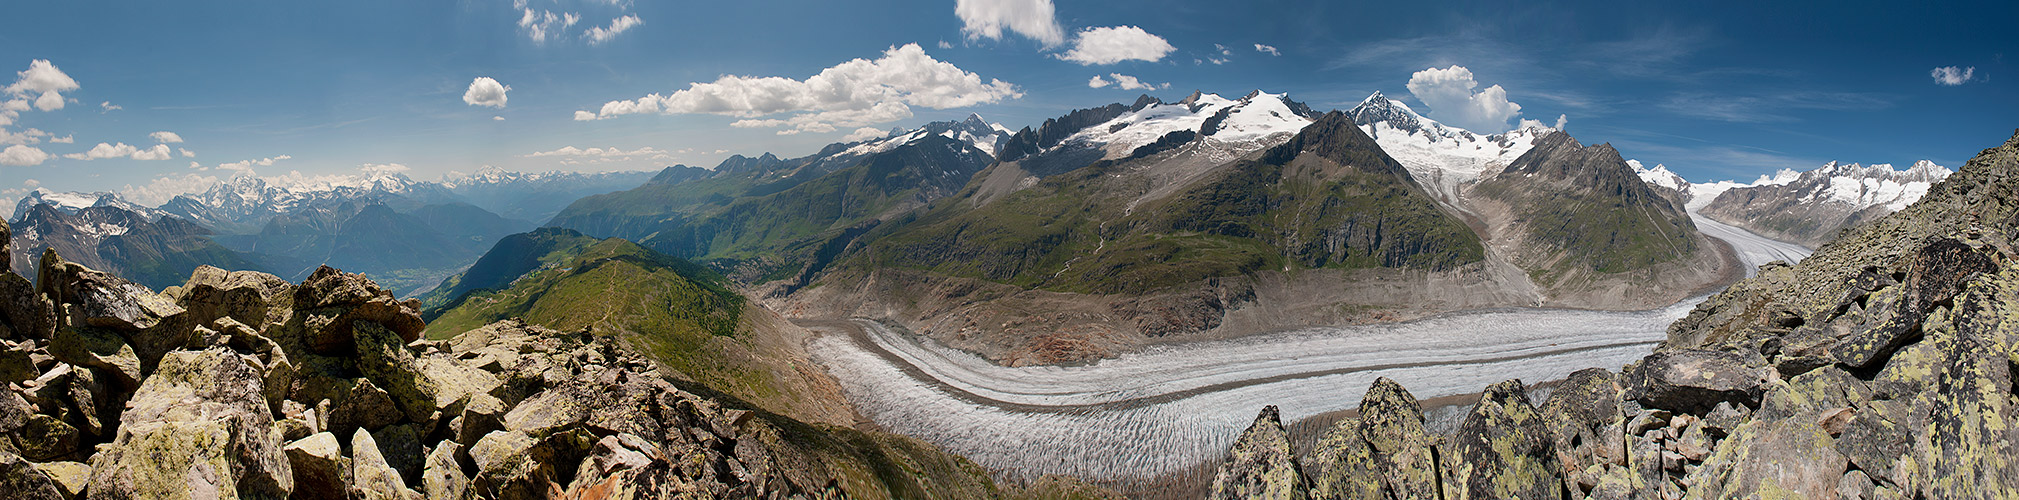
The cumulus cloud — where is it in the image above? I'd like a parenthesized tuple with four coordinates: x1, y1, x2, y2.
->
(0, 128, 48, 146)
(519, 8, 565, 44)
(150, 131, 184, 143)
(955, 0, 1065, 47)
(0, 145, 49, 166)
(1519, 114, 1569, 131)
(493, 115, 505, 121)
(843, 127, 889, 142)
(1406, 65, 1525, 133)
(523, 146, 670, 158)
(179, 148, 195, 158)
(99, 101, 119, 112)
(464, 77, 510, 108)
(1931, 66, 1975, 86)
(120, 172, 219, 206)
(1254, 43, 1280, 56)
(214, 155, 292, 174)
(49, 135, 71, 144)
(65, 142, 175, 161)
(585, 14, 642, 45)
(580, 44, 1020, 135)
(358, 163, 411, 176)
(1087, 73, 1163, 90)
(7, 60, 80, 112)
(1057, 26, 1176, 65)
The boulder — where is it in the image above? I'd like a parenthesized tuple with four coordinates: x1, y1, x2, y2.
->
(355, 321, 440, 424)
(1356, 377, 1441, 499)
(283, 432, 344, 500)
(1538, 368, 1624, 485)
(168, 266, 292, 331)
(1208, 405, 1307, 499)
(351, 429, 419, 500)
(85, 348, 292, 500)
(47, 327, 140, 387)
(1442, 380, 1562, 500)
(36, 251, 185, 332)
(326, 378, 403, 436)
(34, 461, 89, 500)
(0, 272, 56, 341)
(372, 423, 425, 487)
(558, 434, 666, 500)
(0, 343, 37, 383)
(457, 393, 507, 448)
(1833, 239, 1998, 369)
(0, 451, 65, 500)
(1686, 417, 1850, 498)
(1625, 349, 1774, 414)
(1307, 416, 1383, 500)
(422, 441, 469, 500)
(14, 414, 78, 462)
(469, 430, 557, 500)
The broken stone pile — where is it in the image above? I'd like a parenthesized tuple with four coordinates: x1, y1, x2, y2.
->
(1210, 131, 2019, 499)
(0, 237, 843, 498)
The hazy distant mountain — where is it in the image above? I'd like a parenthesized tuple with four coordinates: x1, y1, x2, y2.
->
(157, 172, 460, 234)
(437, 166, 655, 223)
(9, 189, 169, 221)
(219, 201, 534, 295)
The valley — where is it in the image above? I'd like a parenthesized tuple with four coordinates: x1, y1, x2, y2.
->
(793, 211, 1810, 490)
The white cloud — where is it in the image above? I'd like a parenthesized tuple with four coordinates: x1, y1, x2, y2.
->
(938, 40, 953, 49)
(1518, 114, 1569, 131)
(99, 101, 119, 112)
(129, 144, 173, 161)
(214, 155, 292, 174)
(519, 8, 567, 44)
(1215, 44, 1232, 56)
(179, 148, 195, 157)
(1254, 43, 1280, 56)
(523, 146, 669, 158)
(119, 172, 220, 206)
(564, 12, 580, 28)
(1406, 65, 1525, 133)
(1931, 66, 1975, 86)
(0, 128, 48, 146)
(493, 115, 505, 121)
(0, 145, 49, 166)
(955, 0, 1065, 47)
(150, 131, 184, 143)
(1089, 73, 1162, 91)
(463, 77, 510, 108)
(1057, 26, 1176, 65)
(582, 44, 1020, 135)
(585, 15, 642, 45)
(843, 127, 888, 142)
(7, 60, 80, 112)
(50, 135, 72, 144)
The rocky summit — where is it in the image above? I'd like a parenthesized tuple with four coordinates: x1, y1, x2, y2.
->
(1211, 130, 2019, 499)
(0, 236, 1020, 498)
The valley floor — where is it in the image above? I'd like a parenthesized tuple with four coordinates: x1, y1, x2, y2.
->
(799, 213, 1814, 494)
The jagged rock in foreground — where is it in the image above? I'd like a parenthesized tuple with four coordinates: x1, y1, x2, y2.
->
(0, 248, 1014, 498)
(1214, 130, 2019, 499)
(1210, 405, 1307, 499)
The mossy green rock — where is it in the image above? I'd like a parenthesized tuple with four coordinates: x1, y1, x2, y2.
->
(1442, 380, 1563, 500)
(1209, 405, 1308, 500)
(86, 348, 293, 500)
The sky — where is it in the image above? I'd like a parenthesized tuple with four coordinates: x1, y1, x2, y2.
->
(2, 0, 2015, 206)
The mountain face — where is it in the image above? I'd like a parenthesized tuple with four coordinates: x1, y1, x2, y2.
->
(547, 116, 1009, 279)
(1700, 160, 1952, 247)
(1213, 129, 2019, 500)
(1347, 91, 1551, 211)
(8, 190, 168, 221)
(0, 248, 1016, 499)
(437, 167, 655, 223)
(7, 203, 266, 289)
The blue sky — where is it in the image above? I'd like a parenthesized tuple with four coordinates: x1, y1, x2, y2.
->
(2, 0, 2014, 204)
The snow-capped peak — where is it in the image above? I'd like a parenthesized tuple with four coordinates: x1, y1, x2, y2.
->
(1628, 160, 1691, 193)
(1062, 90, 1317, 160)
(842, 113, 1013, 158)
(1347, 91, 1552, 209)
(10, 189, 163, 221)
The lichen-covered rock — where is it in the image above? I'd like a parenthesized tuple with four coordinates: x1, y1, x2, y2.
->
(1308, 416, 1382, 500)
(1443, 380, 1562, 500)
(167, 266, 293, 332)
(1538, 367, 1624, 490)
(1832, 239, 1999, 369)
(85, 348, 292, 500)
(351, 429, 420, 500)
(1685, 415, 1849, 499)
(355, 320, 441, 424)
(1625, 349, 1774, 414)
(35, 461, 89, 500)
(1357, 378, 1442, 499)
(422, 441, 469, 500)
(470, 430, 558, 500)
(1210, 405, 1307, 499)
(36, 250, 185, 332)
(371, 423, 425, 487)
(0, 450, 65, 500)
(14, 414, 78, 461)
(283, 432, 344, 500)
(0, 271, 56, 341)
(47, 327, 140, 387)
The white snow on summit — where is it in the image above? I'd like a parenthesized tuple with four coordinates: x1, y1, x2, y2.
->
(1347, 91, 1552, 209)
(1066, 91, 1316, 160)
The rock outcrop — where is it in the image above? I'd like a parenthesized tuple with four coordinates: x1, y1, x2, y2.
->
(0, 250, 1010, 498)
(1213, 130, 2019, 498)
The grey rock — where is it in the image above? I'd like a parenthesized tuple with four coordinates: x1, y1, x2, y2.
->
(1625, 349, 1774, 414)
(1208, 405, 1307, 499)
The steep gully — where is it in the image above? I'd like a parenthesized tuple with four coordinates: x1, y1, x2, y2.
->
(800, 212, 1811, 482)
